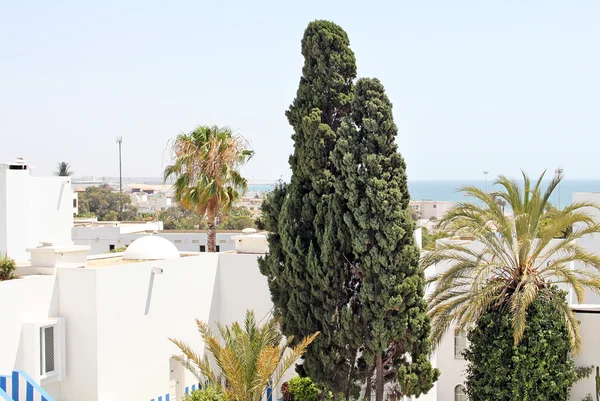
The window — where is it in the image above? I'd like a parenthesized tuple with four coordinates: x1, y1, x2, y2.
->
(73, 199, 77, 208)
(174, 240, 182, 243)
(433, 204, 437, 208)
(216, 245, 220, 252)
(219, 239, 227, 244)
(40, 326, 56, 376)
(455, 385, 467, 401)
(454, 330, 467, 359)
(109, 244, 115, 251)
(192, 240, 200, 244)
(199, 245, 206, 252)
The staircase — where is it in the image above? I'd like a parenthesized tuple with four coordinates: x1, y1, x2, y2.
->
(0, 371, 53, 401)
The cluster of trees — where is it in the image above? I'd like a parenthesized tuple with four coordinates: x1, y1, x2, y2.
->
(259, 20, 437, 401)
(77, 185, 139, 221)
(157, 205, 257, 231)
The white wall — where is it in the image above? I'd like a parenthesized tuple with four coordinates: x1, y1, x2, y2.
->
(0, 276, 57, 380)
(0, 165, 74, 261)
(74, 231, 240, 255)
(216, 253, 272, 326)
(573, 193, 600, 304)
(571, 311, 600, 400)
(55, 268, 99, 401)
(91, 254, 220, 401)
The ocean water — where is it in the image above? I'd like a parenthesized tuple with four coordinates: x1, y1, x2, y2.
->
(249, 180, 600, 207)
(98, 177, 600, 207)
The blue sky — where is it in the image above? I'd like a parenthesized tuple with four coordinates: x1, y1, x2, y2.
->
(1, 1, 599, 181)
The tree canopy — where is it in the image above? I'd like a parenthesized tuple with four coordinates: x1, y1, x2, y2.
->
(423, 171, 600, 353)
(164, 126, 253, 251)
(77, 184, 138, 221)
(259, 20, 359, 397)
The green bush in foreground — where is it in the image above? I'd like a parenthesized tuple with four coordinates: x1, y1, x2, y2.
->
(0, 254, 16, 281)
(285, 377, 333, 401)
(183, 386, 229, 401)
(465, 289, 576, 401)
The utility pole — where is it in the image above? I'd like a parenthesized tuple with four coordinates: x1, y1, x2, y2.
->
(483, 170, 489, 192)
(117, 136, 123, 219)
(116, 136, 123, 193)
(555, 167, 564, 209)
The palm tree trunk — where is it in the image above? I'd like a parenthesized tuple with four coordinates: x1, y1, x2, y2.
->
(375, 354, 384, 401)
(207, 209, 217, 252)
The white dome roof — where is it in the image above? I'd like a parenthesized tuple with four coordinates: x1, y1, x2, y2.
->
(123, 236, 181, 260)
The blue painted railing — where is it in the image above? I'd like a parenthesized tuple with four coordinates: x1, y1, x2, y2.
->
(0, 371, 53, 401)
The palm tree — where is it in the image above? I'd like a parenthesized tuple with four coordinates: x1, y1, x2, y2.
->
(422, 171, 600, 353)
(54, 162, 74, 176)
(163, 126, 253, 252)
(169, 310, 318, 401)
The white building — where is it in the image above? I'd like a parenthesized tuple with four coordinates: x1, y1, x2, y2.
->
(132, 193, 173, 215)
(235, 196, 264, 218)
(1, 232, 274, 401)
(0, 158, 75, 262)
(72, 222, 248, 255)
(410, 201, 455, 221)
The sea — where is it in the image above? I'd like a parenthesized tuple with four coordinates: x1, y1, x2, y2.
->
(93, 177, 600, 207)
(247, 180, 600, 207)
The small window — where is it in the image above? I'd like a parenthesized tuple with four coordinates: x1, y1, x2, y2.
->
(192, 240, 200, 244)
(219, 240, 227, 244)
(455, 385, 467, 401)
(174, 240, 182, 243)
(109, 244, 115, 251)
(73, 199, 77, 208)
(40, 326, 56, 376)
(216, 245, 220, 252)
(454, 329, 467, 359)
(433, 204, 437, 208)
(199, 245, 206, 252)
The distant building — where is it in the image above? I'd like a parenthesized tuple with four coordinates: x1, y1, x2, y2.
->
(72, 220, 251, 255)
(235, 196, 264, 218)
(410, 200, 456, 220)
(131, 193, 172, 214)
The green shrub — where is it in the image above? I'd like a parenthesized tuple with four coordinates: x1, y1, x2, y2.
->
(286, 377, 332, 401)
(183, 386, 229, 401)
(0, 254, 16, 281)
(465, 290, 577, 401)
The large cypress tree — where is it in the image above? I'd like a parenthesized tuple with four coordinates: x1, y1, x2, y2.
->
(258, 20, 359, 396)
(332, 78, 439, 400)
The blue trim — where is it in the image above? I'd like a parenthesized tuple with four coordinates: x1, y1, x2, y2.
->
(0, 377, 5, 392)
(26, 382, 33, 401)
(158, 397, 162, 401)
(12, 371, 18, 401)
(15, 371, 54, 401)
(267, 385, 272, 401)
(185, 387, 189, 394)
(166, 395, 170, 401)
(192, 385, 196, 392)
(0, 387, 12, 401)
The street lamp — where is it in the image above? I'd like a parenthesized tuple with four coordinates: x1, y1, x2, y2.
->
(483, 171, 489, 192)
(555, 167, 564, 209)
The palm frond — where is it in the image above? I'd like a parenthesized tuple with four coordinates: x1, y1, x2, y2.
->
(425, 171, 600, 354)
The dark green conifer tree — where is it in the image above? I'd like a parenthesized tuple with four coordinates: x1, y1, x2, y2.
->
(332, 78, 439, 401)
(258, 20, 360, 397)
